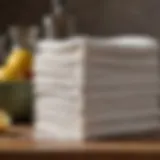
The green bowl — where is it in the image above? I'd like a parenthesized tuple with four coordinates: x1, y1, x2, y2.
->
(0, 82, 33, 122)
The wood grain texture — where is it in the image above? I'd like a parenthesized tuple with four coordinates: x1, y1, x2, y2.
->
(0, 126, 159, 160)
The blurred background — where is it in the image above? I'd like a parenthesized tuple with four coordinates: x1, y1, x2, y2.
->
(0, 0, 160, 37)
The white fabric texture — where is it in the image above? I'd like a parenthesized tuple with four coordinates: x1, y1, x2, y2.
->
(34, 35, 159, 140)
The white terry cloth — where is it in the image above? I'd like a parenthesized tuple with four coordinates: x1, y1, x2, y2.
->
(34, 35, 159, 140)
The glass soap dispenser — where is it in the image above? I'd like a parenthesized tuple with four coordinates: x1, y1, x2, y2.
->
(50, 0, 76, 39)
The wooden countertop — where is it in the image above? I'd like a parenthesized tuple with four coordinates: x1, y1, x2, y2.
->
(0, 126, 160, 160)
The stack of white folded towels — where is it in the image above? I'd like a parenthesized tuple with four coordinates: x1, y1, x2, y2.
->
(34, 36, 159, 140)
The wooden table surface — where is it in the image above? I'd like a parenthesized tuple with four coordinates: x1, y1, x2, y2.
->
(0, 126, 160, 160)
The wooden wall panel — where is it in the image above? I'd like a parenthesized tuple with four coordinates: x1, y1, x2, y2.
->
(0, 0, 159, 37)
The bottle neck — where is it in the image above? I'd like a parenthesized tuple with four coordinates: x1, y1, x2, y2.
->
(49, 0, 76, 39)
(53, 0, 66, 8)
(52, 0, 67, 15)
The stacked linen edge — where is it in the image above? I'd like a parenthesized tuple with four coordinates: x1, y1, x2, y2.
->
(34, 35, 160, 140)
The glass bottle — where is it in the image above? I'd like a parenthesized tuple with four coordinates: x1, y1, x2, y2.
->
(42, 14, 54, 39)
(51, 0, 76, 39)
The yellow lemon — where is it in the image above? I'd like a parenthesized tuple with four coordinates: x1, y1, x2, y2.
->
(0, 66, 19, 81)
(6, 48, 32, 74)
(0, 110, 11, 132)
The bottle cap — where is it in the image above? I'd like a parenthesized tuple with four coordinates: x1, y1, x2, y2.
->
(54, 0, 67, 7)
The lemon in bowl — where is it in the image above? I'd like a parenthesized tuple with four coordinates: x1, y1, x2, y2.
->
(5, 48, 32, 74)
(0, 48, 33, 122)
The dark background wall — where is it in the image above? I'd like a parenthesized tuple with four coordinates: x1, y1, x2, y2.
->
(0, 0, 159, 37)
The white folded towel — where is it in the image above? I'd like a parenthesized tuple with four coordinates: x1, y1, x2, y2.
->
(35, 117, 159, 140)
(34, 35, 159, 140)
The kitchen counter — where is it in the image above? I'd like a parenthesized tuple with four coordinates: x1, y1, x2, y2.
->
(0, 126, 160, 160)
